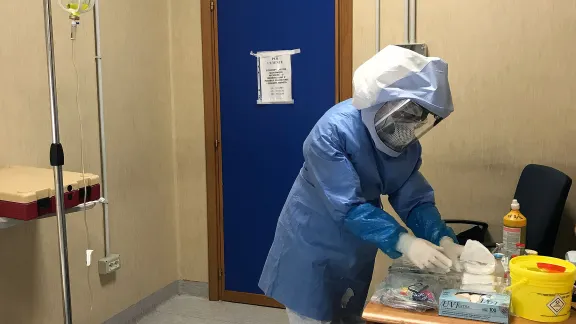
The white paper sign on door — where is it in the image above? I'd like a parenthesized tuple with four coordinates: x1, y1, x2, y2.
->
(251, 49, 301, 104)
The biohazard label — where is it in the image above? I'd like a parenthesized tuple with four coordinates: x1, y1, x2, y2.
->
(547, 295, 566, 315)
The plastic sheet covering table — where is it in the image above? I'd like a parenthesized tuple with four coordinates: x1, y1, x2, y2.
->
(363, 302, 576, 324)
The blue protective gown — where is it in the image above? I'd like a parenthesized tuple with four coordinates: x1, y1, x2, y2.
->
(258, 100, 456, 321)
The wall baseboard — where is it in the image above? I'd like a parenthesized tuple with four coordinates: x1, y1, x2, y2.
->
(103, 280, 209, 324)
(179, 279, 209, 298)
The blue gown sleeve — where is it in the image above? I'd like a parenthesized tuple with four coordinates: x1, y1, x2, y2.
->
(388, 158, 457, 245)
(303, 125, 408, 258)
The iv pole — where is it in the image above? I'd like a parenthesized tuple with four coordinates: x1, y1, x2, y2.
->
(42, 0, 73, 322)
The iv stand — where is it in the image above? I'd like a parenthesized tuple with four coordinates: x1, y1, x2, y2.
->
(42, 0, 73, 322)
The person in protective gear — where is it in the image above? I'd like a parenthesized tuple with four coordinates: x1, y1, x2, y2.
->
(259, 45, 464, 324)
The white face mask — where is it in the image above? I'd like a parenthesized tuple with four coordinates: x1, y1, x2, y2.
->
(366, 99, 442, 156)
(377, 121, 418, 152)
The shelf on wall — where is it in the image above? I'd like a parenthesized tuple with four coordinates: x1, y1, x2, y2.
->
(0, 166, 103, 230)
(0, 198, 104, 229)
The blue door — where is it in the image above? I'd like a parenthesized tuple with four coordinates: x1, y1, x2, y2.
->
(218, 1, 337, 295)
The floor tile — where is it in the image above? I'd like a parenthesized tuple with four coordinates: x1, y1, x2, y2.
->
(154, 295, 289, 324)
(137, 311, 234, 324)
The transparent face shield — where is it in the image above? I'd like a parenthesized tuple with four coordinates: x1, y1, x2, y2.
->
(374, 99, 443, 153)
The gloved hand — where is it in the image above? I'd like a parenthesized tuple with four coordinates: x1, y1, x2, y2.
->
(440, 237, 464, 272)
(396, 233, 452, 271)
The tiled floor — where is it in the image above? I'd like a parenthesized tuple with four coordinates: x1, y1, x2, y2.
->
(137, 295, 289, 324)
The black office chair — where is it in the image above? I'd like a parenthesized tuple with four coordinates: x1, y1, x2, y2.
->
(444, 220, 489, 246)
(444, 164, 571, 252)
(514, 164, 572, 256)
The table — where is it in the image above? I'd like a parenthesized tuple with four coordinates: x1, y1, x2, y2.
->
(363, 302, 576, 324)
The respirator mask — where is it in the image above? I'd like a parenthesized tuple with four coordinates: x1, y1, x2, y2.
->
(370, 99, 442, 155)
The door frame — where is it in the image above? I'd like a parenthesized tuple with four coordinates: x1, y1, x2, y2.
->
(201, 0, 353, 306)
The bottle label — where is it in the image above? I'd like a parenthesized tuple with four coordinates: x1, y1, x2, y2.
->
(503, 226, 521, 256)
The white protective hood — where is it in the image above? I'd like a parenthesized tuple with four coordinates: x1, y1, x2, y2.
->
(352, 45, 454, 156)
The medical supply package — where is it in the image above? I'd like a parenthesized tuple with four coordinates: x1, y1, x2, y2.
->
(439, 289, 510, 324)
(371, 259, 461, 312)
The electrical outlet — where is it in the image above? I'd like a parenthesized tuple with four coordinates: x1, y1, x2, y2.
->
(99, 254, 121, 274)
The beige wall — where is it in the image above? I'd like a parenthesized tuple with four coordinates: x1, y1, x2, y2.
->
(169, 0, 209, 282)
(356, 0, 576, 298)
(0, 0, 206, 323)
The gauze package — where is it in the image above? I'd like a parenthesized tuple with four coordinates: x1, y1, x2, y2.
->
(464, 263, 495, 275)
(462, 273, 495, 285)
(460, 284, 496, 293)
(461, 240, 495, 275)
(459, 240, 501, 293)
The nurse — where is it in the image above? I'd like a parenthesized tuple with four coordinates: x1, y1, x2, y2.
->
(259, 45, 463, 324)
